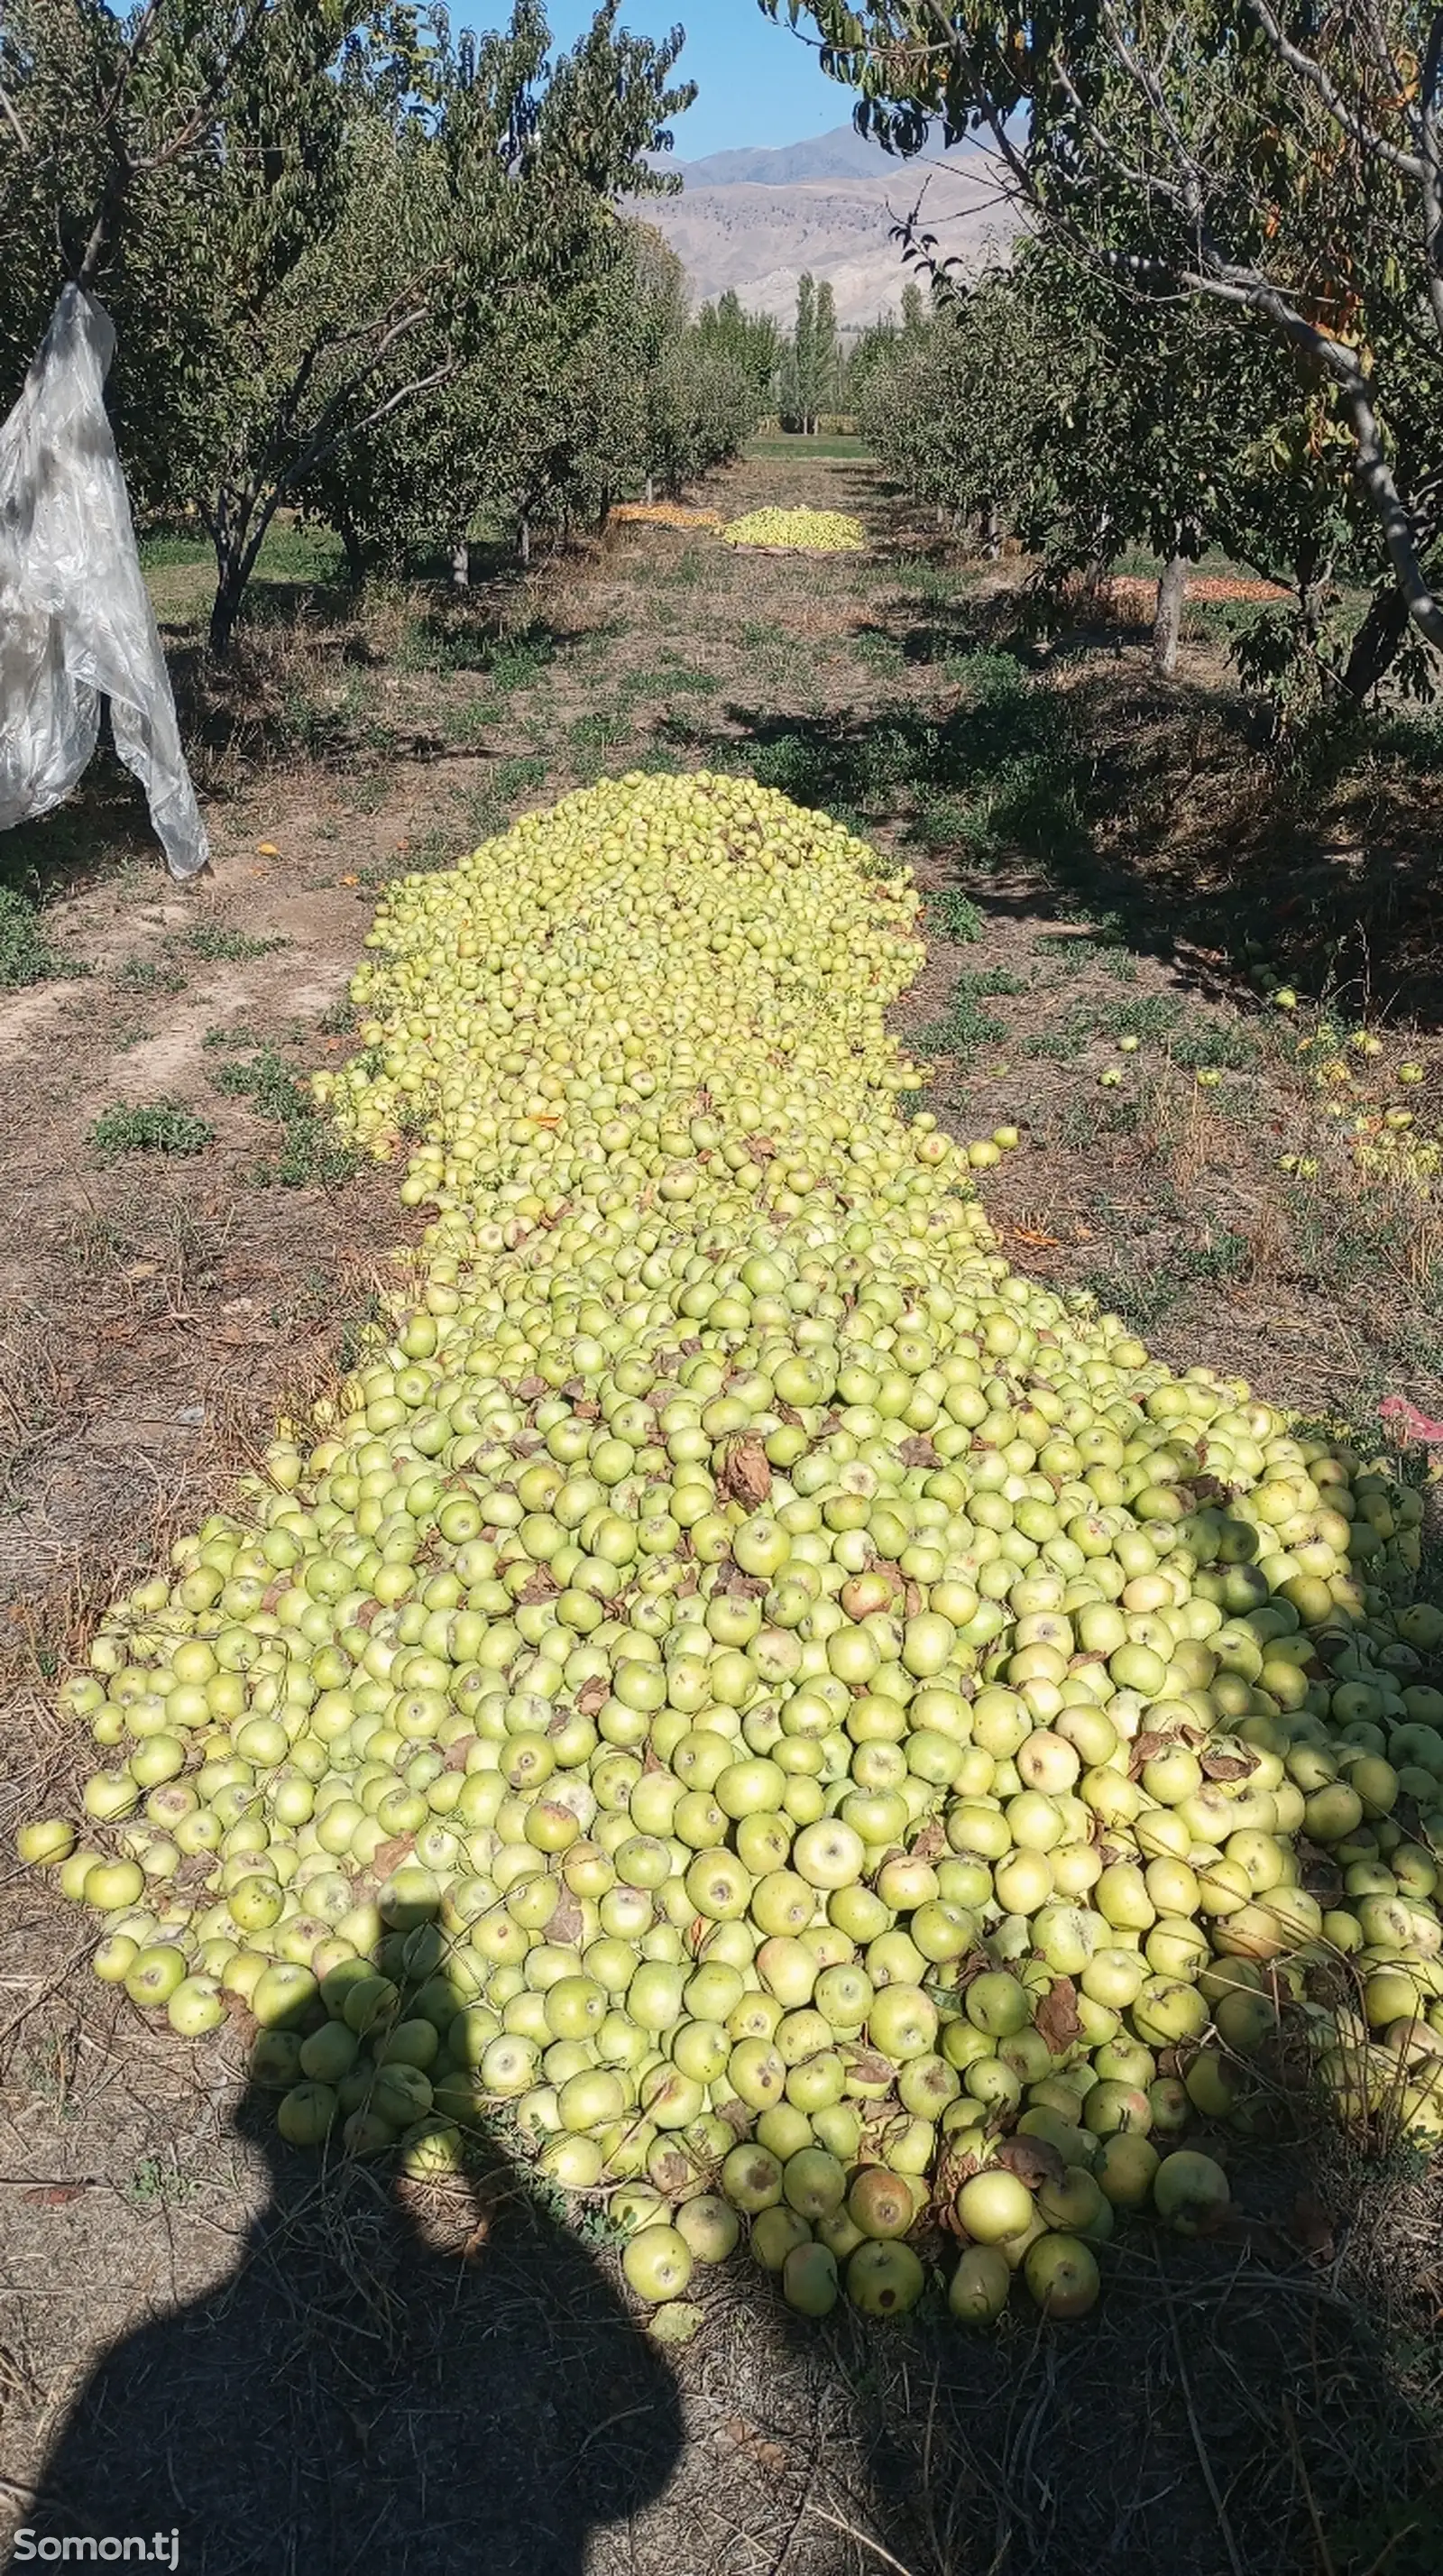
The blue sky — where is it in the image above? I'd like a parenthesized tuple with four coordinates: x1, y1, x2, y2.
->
(479, 3, 851, 159)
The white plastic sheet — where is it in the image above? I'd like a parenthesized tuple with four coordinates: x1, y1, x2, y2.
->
(0, 285, 208, 879)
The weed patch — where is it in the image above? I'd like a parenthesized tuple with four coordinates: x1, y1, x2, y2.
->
(88, 1102, 215, 1156)
(491, 755, 551, 803)
(114, 955, 187, 995)
(1080, 1226, 1250, 1331)
(924, 888, 984, 942)
(915, 969, 1026, 1060)
(209, 1044, 359, 1187)
(201, 1022, 265, 1051)
(0, 887, 87, 990)
(177, 925, 290, 964)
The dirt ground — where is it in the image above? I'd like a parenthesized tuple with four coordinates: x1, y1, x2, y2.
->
(2, 454, 1443, 2576)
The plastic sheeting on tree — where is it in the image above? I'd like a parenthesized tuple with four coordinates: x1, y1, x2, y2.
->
(0, 285, 208, 879)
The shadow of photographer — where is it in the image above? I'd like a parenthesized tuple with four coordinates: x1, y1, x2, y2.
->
(15, 1902, 684, 2576)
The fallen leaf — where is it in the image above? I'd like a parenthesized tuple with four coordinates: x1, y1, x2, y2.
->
(1201, 1750, 1259, 1781)
(718, 1436, 771, 1508)
(997, 2135, 1064, 2193)
(842, 2047, 894, 2090)
(1128, 1730, 1168, 1776)
(340, 873, 360, 887)
(372, 1834, 416, 1879)
(21, 2185, 86, 2207)
(1034, 1976, 1083, 2056)
(256, 842, 280, 857)
(713, 1560, 767, 1599)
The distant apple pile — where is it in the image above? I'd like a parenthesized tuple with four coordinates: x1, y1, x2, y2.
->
(611, 503, 724, 531)
(719, 507, 865, 553)
(19, 772, 1443, 2327)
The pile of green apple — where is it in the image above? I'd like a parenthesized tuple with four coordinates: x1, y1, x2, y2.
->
(19, 772, 1443, 2327)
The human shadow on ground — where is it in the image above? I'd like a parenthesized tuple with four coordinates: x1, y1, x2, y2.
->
(16, 2084, 682, 2576)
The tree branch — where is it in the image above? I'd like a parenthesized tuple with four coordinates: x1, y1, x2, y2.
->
(1164, 255, 1443, 645)
(74, 0, 277, 287)
(1420, 9, 1443, 344)
(1244, 0, 1423, 180)
(0, 77, 30, 151)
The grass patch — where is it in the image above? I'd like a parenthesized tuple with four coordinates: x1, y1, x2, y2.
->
(915, 969, 1026, 1060)
(440, 697, 500, 745)
(114, 955, 187, 995)
(0, 887, 88, 991)
(743, 434, 871, 460)
(209, 1044, 359, 1187)
(1277, 1179, 1443, 1302)
(1080, 1228, 1251, 1332)
(88, 1101, 215, 1156)
(620, 660, 722, 702)
(137, 529, 211, 569)
(1169, 1018, 1262, 1070)
(201, 1022, 265, 1051)
(492, 756, 551, 804)
(1019, 994, 1256, 1068)
(177, 925, 290, 964)
(924, 888, 985, 943)
(400, 618, 558, 688)
(570, 710, 633, 752)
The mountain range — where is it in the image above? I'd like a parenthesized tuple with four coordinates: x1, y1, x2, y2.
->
(643, 124, 1011, 328)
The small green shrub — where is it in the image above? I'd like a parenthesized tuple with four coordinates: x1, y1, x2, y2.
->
(89, 1102, 215, 1156)
(0, 887, 88, 991)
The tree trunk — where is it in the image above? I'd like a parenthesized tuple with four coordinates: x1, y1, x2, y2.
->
(208, 560, 245, 658)
(645, 474, 655, 505)
(1341, 581, 1411, 700)
(980, 502, 1001, 561)
(518, 515, 530, 567)
(338, 517, 366, 588)
(204, 487, 284, 659)
(449, 538, 470, 591)
(1153, 548, 1188, 678)
(1082, 514, 1114, 602)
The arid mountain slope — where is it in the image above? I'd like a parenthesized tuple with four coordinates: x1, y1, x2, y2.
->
(643, 125, 1011, 325)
